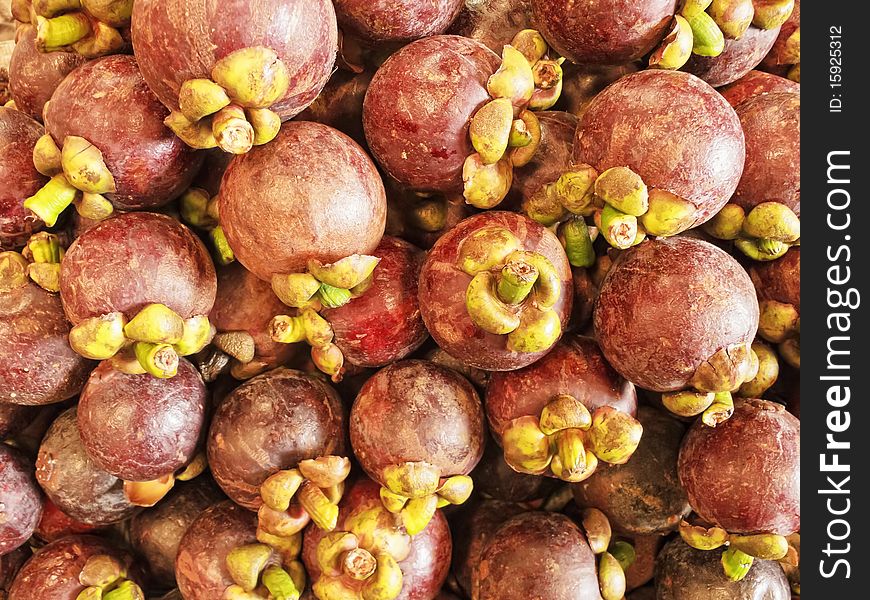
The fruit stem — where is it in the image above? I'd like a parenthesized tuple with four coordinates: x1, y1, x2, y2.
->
(342, 548, 377, 581)
(212, 104, 255, 155)
(497, 261, 538, 305)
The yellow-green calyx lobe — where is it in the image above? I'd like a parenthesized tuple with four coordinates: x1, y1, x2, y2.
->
(378, 461, 473, 535)
(501, 395, 642, 482)
(168, 46, 290, 154)
(258, 456, 351, 538)
(457, 227, 563, 354)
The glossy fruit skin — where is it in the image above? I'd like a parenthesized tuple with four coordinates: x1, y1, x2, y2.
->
(131, 0, 337, 120)
(486, 335, 637, 439)
(335, 0, 464, 42)
(575, 70, 745, 227)
(1, 280, 94, 406)
(363, 35, 500, 193)
(8, 535, 138, 600)
(731, 92, 800, 214)
(477, 511, 601, 600)
(45, 55, 203, 210)
(679, 398, 800, 535)
(0, 106, 46, 249)
(351, 360, 485, 485)
(655, 538, 790, 600)
(35, 408, 140, 526)
(450, 498, 527, 597)
(572, 406, 690, 535)
(531, 0, 678, 64)
(207, 367, 346, 510)
(419, 211, 573, 371)
(718, 70, 800, 108)
(175, 500, 260, 600)
(323, 236, 428, 367)
(472, 436, 556, 503)
(683, 25, 781, 88)
(447, 0, 533, 53)
(302, 478, 452, 600)
(9, 26, 88, 122)
(749, 247, 800, 312)
(509, 111, 577, 206)
(130, 478, 225, 587)
(77, 359, 208, 481)
(594, 237, 759, 392)
(60, 212, 217, 324)
(0, 445, 42, 556)
(219, 121, 387, 282)
(210, 261, 298, 370)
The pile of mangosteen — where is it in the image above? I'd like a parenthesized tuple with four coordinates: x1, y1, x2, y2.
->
(0, 0, 800, 599)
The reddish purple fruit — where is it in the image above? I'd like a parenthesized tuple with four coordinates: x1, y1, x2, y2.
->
(131, 0, 338, 120)
(683, 25, 781, 87)
(731, 92, 800, 215)
(43, 55, 203, 211)
(207, 367, 346, 510)
(8, 535, 140, 600)
(0, 106, 46, 249)
(175, 501, 259, 600)
(0, 445, 43, 556)
(655, 537, 791, 600)
(594, 237, 759, 392)
(477, 511, 601, 600)
(363, 35, 500, 192)
(219, 121, 387, 282)
(531, 0, 678, 64)
(35, 408, 140, 526)
(60, 212, 216, 324)
(130, 479, 225, 586)
(334, 0, 464, 42)
(1, 270, 93, 406)
(718, 70, 799, 108)
(8, 26, 88, 122)
(575, 70, 745, 229)
(679, 398, 800, 535)
(323, 236, 428, 367)
(77, 359, 208, 481)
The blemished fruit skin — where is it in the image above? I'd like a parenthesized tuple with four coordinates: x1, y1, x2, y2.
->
(175, 501, 260, 600)
(594, 237, 759, 392)
(219, 121, 387, 282)
(531, 0, 678, 64)
(655, 538, 791, 600)
(8, 26, 88, 123)
(7, 535, 139, 600)
(77, 359, 207, 482)
(334, 0, 465, 42)
(718, 71, 800, 108)
(0, 445, 43, 556)
(207, 368, 346, 510)
(363, 35, 501, 193)
(131, 0, 338, 120)
(678, 398, 800, 536)
(476, 511, 602, 600)
(44, 55, 203, 211)
(60, 212, 217, 325)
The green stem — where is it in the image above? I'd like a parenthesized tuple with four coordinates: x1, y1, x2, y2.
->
(35, 13, 92, 50)
(497, 261, 538, 305)
(23, 175, 80, 227)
